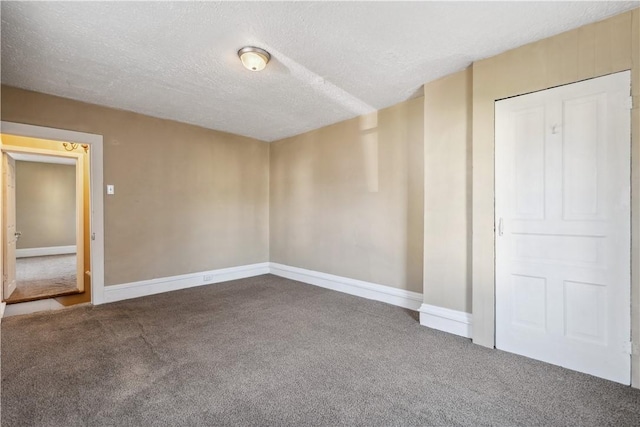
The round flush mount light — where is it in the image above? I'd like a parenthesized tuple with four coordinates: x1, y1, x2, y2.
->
(238, 46, 271, 71)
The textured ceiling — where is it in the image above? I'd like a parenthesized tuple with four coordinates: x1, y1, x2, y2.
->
(1, 2, 638, 142)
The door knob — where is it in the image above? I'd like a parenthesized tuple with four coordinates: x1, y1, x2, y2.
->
(14, 231, 21, 239)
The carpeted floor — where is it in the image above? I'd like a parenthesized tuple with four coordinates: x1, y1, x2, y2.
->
(6, 255, 78, 303)
(2, 274, 640, 426)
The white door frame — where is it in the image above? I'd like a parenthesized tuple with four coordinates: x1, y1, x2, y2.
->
(2, 152, 17, 299)
(2, 147, 86, 295)
(0, 121, 105, 305)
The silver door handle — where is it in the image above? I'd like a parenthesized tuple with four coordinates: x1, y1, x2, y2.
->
(498, 218, 504, 236)
(14, 231, 21, 240)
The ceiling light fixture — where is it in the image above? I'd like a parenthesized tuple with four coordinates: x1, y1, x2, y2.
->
(238, 46, 271, 71)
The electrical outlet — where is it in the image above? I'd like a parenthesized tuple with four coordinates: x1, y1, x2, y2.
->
(203, 274, 214, 282)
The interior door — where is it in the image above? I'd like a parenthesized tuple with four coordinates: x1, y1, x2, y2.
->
(495, 71, 631, 384)
(3, 152, 17, 299)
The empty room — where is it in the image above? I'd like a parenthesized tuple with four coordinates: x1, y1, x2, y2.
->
(1, 1, 639, 426)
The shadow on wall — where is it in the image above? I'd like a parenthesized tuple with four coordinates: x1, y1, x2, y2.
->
(269, 95, 424, 294)
(404, 99, 425, 293)
(465, 68, 473, 313)
(358, 100, 424, 291)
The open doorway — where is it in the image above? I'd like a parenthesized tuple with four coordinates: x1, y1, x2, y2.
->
(4, 151, 84, 303)
(0, 122, 104, 315)
(1, 135, 89, 307)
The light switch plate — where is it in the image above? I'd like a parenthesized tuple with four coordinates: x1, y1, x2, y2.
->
(106, 185, 115, 195)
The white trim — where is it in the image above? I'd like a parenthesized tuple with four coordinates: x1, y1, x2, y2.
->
(2, 262, 425, 320)
(269, 262, 423, 310)
(104, 262, 270, 303)
(0, 121, 105, 305)
(11, 152, 75, 165)
(4, 144, 83, 161)
(419, 303, 472, 338)
(16, 245, 77, 258)
(3, 298, 66, 318)
(0, 302, 5, 319)
(3, 146, 84, 293)
(75, 152, 85, 293)
(0, 122, 103, 146)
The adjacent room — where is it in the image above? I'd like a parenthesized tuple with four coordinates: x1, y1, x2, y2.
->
(1, 2, 639, 426)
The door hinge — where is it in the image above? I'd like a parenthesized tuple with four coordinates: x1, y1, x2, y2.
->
(623, 341, 633, 355)
(91, 232, 96, 241)
(627, 96, 633, 110)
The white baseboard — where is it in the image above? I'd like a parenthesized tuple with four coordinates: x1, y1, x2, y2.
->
(269, 263, 423, 311)
(2, 262, 436, 331)
(103, 262, 270, 303)
(3, 298, 66, 318)
(16, 245, 77, 258)
(419, 303, 472, 338)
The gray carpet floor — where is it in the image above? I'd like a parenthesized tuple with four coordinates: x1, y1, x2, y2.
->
(2, 274, 640, 426)
(6, 255, 77, 303)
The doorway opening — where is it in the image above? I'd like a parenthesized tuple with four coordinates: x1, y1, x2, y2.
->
(0, 122, 104, 315)
(1, 134, 89, 307)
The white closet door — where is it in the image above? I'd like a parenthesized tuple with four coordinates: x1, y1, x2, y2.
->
(495, 71, 631, 384)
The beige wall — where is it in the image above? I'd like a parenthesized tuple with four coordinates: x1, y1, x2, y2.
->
(421, 7, 638, 385)
(270, 97, 424, 292)
(423, 69, 472, 313)
(15, 161, 76, 249)
(417, 7, 640, 387)
(466, 9, 639, 383)
(1, 86, 270, 286)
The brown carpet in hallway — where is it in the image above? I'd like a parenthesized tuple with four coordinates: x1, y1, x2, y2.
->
(5, 254, 78, 303)
(2, 274, 640, 426)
